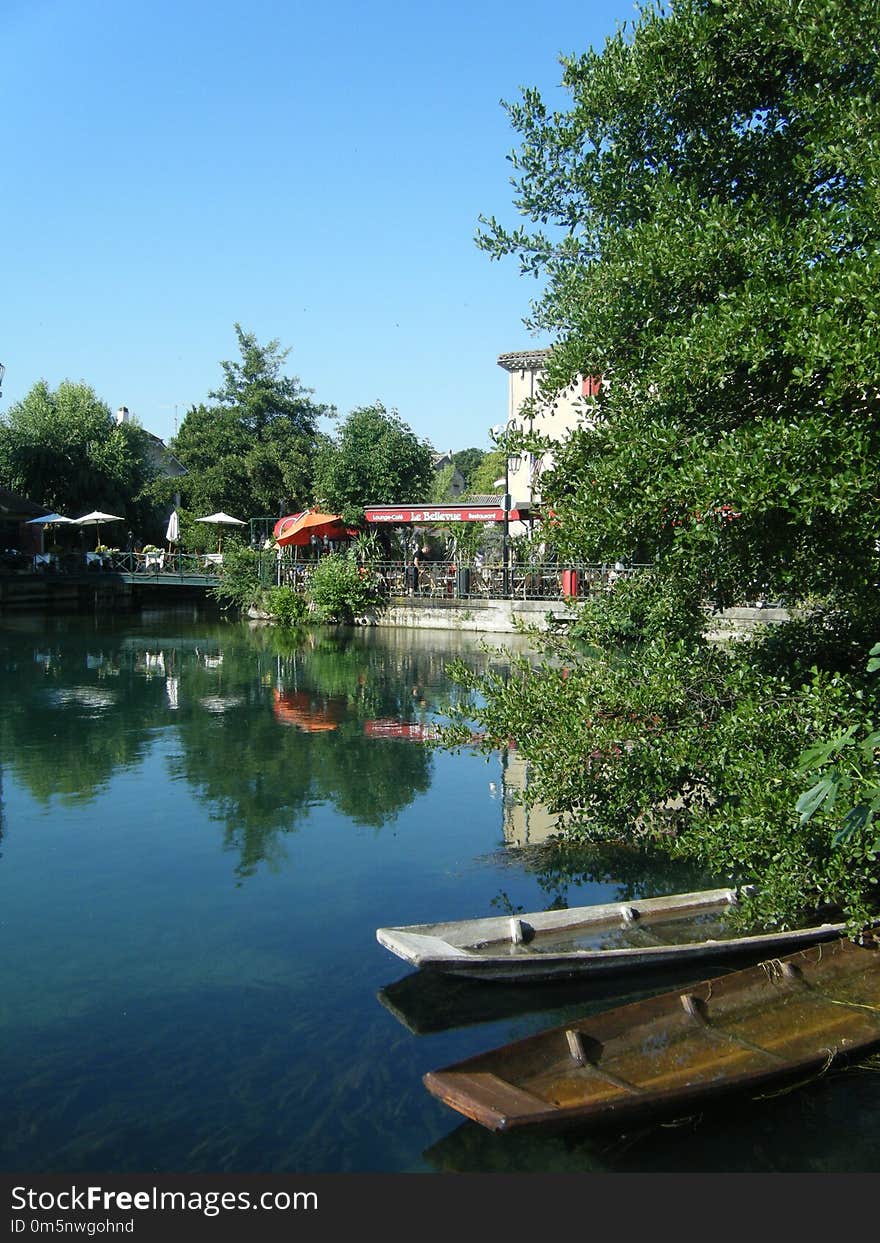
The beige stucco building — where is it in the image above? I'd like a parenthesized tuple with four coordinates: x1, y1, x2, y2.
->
(496, 349, 601, 513)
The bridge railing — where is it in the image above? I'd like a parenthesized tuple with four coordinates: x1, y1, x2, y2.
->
(77, 551, 223, 577)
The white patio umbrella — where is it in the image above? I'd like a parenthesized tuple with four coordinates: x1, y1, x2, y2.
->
(74, 510, 125, 547)
(165, 509, 180, 548)
(26, 512, 74, 554)
(26, 512, 74, 525)
(196, 510, 245, 552)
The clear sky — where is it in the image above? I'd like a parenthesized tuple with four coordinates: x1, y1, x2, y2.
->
(2, 0, 638, 451)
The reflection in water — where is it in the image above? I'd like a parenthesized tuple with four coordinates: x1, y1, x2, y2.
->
(2, 614, 873, 1174)
(273, 688, 345, 732)
(377, 958, 737, 1037)
(0, 619, 504, 878)
(500, 750, 561, 847)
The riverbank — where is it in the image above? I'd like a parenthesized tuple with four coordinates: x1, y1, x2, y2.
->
(2, 570, 790, 639)
(251, 596, 791, 638)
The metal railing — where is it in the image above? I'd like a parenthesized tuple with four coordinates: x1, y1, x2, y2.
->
(387, 561, 644, 601)
(276, 560, 644, 601)
(21, 549, 646, 599)
(28, 550, 224, 578)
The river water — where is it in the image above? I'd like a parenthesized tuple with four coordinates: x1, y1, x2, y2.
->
(1, 609, 877, 1173)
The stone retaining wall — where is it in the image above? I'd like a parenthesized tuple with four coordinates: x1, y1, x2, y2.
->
(357, 596, 790, 636)
(360, 596, 571, 633)
(359, 598, 792, 637)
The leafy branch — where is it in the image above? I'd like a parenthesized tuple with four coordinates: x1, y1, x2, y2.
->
(796, 644, 880, 850)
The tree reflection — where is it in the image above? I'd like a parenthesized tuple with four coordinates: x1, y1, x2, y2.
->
(507, 838, 727, 908)
(170, 629, 436, 875)
(0, 620, 492, 879)
(0, 634, 167, 803)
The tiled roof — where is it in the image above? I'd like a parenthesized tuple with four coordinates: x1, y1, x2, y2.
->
(496, 349, 550, 372)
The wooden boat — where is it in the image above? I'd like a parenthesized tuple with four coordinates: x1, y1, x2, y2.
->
(376, 886, 845, 983)
(424, 936, 880, 1133)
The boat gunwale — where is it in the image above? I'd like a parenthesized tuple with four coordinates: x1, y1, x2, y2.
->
(379, 886, 741, 947)
(376, 886, 846, 977)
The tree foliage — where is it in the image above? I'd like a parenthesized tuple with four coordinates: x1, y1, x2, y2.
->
(307, 553, 380, 624)
(431, 463, 458, 502)
(171, 325, 329, 523)
(313, 402, 434, 524)
(465, 448, 507, 497)
(479, 0, 880, 609)
(448, 0, 880, 929)
(451, 448, 486, 490)
(0, 379, 158, 530)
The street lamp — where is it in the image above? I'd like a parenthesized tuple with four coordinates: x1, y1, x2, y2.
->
(0, 363, 5, 400)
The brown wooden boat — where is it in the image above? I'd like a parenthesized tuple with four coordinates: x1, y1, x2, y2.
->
(423, 937, 880, 1133)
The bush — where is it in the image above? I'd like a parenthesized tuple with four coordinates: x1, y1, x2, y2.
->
(308, 554, 378, 623)
(210, 546, 270, 610)
(261, 586, 309, 626)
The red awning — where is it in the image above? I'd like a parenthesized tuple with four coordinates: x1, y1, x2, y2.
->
(364, 504, 530, 525)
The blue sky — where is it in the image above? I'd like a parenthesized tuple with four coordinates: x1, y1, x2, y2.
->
(2, 0, 638, 451)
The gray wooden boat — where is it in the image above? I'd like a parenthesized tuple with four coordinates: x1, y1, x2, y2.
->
(376, 886, 846, 982)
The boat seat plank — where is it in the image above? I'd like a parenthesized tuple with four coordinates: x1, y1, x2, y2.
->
(565, 1030, 646, 1095)
(775, 960, 880, 1023)
(679, 993, 788, 1063)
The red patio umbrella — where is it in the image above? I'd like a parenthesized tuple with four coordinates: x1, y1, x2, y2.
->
(272, 689, 344, 731)
(273, 510, 358, 547)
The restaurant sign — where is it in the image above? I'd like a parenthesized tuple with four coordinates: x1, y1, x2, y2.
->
(364, 504, 528, 524)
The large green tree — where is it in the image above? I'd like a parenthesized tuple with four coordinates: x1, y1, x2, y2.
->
(0, 379, 157, 529)
(479, 0, 879, 609)
(446, 0, 880, 929)
(171, 325, 329, 526)
(313, 403, 434, 524)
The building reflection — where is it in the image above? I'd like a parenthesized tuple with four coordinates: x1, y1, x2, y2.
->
(499, 749, 561, 847)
